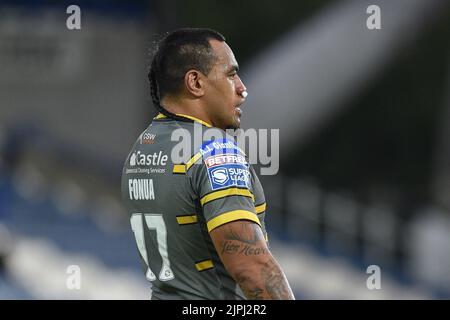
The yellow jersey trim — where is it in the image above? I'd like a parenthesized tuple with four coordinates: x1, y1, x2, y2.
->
(255, 203, 266, 214)
(154, 112, 212, 128)
(195, 259, 214, 272)
(176, 215, 198, 225)
(207, 210, 261, 233)
(186, 152, 203, 171)
(154, 113, 167, 119)
(200, 188, 254, 206)
(176, 113, 212, 128)
(172, 152, 202, 175)
(173, 164, 186, 174)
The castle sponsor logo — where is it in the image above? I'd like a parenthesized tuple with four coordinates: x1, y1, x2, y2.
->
(130, 151, 168, 167)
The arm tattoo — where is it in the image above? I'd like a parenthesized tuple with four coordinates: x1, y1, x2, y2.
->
(216, 222, 294, 299)
(243, 287, 264, 300)
(224, 222, 264, 245)
(261, 259, 294, 299)
(235, 274, 265, 300)
(235, 261, 294, 300)
(221, 240, 269, 256)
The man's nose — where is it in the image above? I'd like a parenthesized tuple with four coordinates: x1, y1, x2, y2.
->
(236, 76, 247, 95)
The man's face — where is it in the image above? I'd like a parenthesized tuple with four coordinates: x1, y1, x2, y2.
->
(202, 40, 247, 130)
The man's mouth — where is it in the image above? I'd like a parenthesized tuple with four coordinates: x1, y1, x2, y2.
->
(235, 100, 245, 116)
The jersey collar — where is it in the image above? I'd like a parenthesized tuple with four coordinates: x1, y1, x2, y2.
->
(154, 113, 212, 128)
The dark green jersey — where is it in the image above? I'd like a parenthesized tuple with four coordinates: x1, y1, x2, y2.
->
(121, 113, 267, 300)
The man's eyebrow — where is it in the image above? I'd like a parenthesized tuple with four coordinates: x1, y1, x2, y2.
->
(227, 64, 239, 73)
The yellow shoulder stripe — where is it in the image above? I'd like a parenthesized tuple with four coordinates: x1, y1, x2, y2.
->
(172, 152, 203, 174)
(195, 259, 214, 272)
(207, 210, 261, 233)
(255, 203, 266, 214)
(200, 188, 254, 206)
(176, 214, 198, 225)
(186, 152, 203, 171)
(173, 164, 186, 174)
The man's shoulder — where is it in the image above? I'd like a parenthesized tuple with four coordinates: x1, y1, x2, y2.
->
(197, 137, 246, 158)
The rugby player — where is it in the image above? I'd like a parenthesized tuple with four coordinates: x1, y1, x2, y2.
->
(121, 28, 294, 300)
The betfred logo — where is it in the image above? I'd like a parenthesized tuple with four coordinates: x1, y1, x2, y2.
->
(205, 154, 247, 168)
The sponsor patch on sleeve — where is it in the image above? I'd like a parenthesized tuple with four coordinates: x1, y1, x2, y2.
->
(205, 153, 251, 190)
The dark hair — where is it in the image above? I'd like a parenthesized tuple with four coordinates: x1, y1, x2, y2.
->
(148, 28, 226, 116)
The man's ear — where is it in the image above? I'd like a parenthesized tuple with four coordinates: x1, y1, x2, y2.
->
(184, 70, 205, 97)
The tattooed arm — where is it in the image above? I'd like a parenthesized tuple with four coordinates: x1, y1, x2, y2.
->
(210, 220, 295, 300)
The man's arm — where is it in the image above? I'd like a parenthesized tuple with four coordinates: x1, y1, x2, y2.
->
(210, 220, 295, 300)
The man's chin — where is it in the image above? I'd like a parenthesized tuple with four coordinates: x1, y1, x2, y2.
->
(225, 121, 240, 130)
(222, 115, 241, 130)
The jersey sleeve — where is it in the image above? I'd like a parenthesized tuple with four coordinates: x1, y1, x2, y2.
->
(187, 138, 262, 233)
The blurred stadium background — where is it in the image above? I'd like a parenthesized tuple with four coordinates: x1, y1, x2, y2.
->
(1, 0, 450, 299)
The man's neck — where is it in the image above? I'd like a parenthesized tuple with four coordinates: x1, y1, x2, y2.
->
(161, 96, 213, 127)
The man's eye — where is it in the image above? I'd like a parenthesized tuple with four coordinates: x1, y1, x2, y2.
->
(229, 73, 237, 79)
